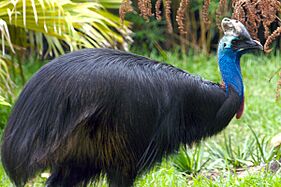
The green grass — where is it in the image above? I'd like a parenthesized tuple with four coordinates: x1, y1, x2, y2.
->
(0, 52, 281, 186)
(192, 172, 281, 187)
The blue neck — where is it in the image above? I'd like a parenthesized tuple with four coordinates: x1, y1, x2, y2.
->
(218, 50, 244, 99)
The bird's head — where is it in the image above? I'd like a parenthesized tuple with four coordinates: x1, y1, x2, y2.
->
(218, 35, 263, 57)
(217, 18, 263, 119)
(218, 18, 263, 57)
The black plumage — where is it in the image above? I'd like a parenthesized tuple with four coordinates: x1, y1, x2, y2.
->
(1, 48, 241, 187)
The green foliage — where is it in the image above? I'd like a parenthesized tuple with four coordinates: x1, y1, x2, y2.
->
(172, 144, 209, 175)
(0, 0, 129, 56)
(0, 56, 12, 129)
(206, 133, 254, 169)
(127, 14, 166, 54)
(0, 57, 13, 98)
(0, 164, 10, 187)
(135, 160, 187, 187)
(247, 125, 281, 166)
(206, 129, 281, 170)
(192, 172, 281, 187)
(0, 96, 9, 107)
(73, 0, 122, 9)
(0, 95, 10, 129)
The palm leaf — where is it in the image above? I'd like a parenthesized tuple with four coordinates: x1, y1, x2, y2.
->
(0, 0, 130, 57)
(0, 95, 10, 106)
(0, 56, 13, 100)
(73, 0, 122, 9)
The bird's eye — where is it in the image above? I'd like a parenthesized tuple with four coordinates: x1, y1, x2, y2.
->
(223, 43, 226, 48)
(231, 39, 239, 45)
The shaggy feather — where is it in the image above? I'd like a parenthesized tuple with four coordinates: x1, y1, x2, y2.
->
(2, 48, 241, 186)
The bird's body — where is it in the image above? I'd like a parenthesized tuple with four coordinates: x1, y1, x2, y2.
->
(1, 49, 240, 186)
(1, 19, 263, 187)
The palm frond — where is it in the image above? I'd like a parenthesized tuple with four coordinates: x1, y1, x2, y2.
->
(0, 95, 10, 106)
(73, 0, 122, 9)
(0, 0, 131, 57)
(0, 19, 15, 55)
(0, 56, 13, 100)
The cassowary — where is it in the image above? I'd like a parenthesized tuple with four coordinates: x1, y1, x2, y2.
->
(1, 18, 262, 187)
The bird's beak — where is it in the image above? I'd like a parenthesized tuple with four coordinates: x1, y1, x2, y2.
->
(235, 39, 263, 52)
